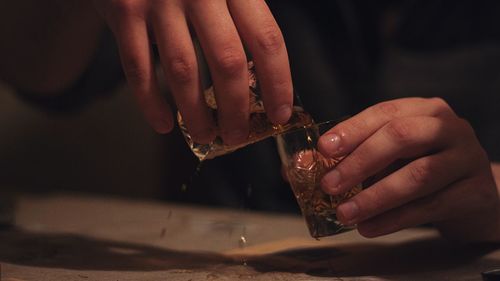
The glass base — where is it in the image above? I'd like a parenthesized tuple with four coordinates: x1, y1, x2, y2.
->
(304, 213, 355, 239)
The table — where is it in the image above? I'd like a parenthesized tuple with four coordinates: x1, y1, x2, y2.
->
(0, 194, 499, 281)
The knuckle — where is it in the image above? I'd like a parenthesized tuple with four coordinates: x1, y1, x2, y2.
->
(341, 117, 367, 138)
(428, 97, 457, 117)
(408, 160, 432, 187)
(429, 97, 451, 111)
(384, 119, 413, 143)
(373, 101, 401, 119)
(456, 117, 475, 135)
(166, 56, 196, 84)
(256, 26, 285, 55)
(454, 117, 483, 155)
(213, 47, 247, 76)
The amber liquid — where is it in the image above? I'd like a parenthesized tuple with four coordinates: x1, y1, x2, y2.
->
(178, 108, 314, 161)
(286, 149, 362, 238)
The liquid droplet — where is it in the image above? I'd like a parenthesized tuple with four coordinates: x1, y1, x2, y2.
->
(239, 226, 248, 266)
(196, 161, 204, 173)
(181, 161, 204, 192)
(238, 235, 247, 248)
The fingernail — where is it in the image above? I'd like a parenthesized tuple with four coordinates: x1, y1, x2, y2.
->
(321, 169, 341, 193)
(155, 119, 173, 134)
(273, 104, 292, 125)
(337, 201, 359, 224)
(224, 129, 248, 145)
(319, 134, 342, 156)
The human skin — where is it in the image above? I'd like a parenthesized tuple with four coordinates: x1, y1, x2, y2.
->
(0, 0, 293, 145)
(93, 0, 293, 145)
(319, 97, 500, 242)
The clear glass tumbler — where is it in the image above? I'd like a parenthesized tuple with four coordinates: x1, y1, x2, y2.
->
(276, 120, 362, 238)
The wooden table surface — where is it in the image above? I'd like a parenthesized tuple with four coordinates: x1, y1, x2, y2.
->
(0, 194, 499, 281)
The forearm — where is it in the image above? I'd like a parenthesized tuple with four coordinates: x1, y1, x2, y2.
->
(0, 0, 104, 94)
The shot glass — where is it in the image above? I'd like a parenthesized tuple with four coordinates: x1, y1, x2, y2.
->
(276, 120, 362, 238)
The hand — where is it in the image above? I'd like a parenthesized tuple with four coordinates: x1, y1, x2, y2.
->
(93, 0, 293, 145)
(318, 97, 500, 242)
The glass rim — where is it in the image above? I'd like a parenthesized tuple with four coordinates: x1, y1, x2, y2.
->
(277, 116, 350, 137)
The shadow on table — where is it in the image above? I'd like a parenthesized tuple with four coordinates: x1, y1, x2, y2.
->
(0, 228, 235, 271)
(245, 237, 500, 277)
(0, 227, 499, 277)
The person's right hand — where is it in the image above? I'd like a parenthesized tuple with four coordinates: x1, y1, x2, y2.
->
(93, 0, 293, 145)
(318, 97, 500, 242)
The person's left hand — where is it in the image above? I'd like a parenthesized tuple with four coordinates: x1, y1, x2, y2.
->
(318, 97, 500, 242)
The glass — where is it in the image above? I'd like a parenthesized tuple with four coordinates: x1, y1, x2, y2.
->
(178, 61, 313, 160)
(276, 120, 362, 238)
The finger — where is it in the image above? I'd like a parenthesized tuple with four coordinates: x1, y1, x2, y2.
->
(318, 97, 456, 158)
(355, 176, 492, 238)
(321, 116, 461, 194)
(187, 0, 249, 145)
(110, 11, 173, 133)
(228, 0, 293, 125)
(335, 149, 469, 226)
(151, 2, 215, 143)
